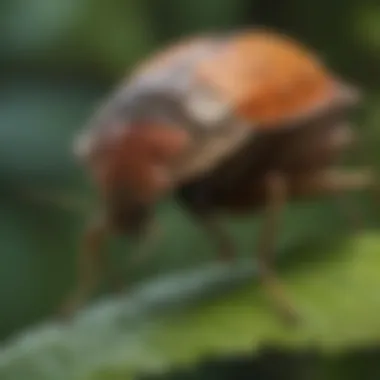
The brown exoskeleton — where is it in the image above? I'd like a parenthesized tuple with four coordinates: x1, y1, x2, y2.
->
(61, 28, 376, 323)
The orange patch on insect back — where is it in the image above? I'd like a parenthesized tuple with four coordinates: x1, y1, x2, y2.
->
(196, 30, 338, 127)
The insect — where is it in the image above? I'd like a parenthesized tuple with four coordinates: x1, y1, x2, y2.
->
(60, 28, 375, 321)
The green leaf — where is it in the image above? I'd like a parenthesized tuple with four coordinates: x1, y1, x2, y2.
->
(353, 4, 380, 54)
(0, 77, 101, 339)
(67, 0, 156, 78)
(1, 0, 86, 59)
(0, 77, 103, 188)
(1, 232, 380, 380)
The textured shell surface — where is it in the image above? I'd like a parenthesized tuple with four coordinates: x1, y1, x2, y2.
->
(195, 29, 346, 128)
(75, 33, 256, 185)
(74, 29, 358, 189)
(73, 35, 230, 161)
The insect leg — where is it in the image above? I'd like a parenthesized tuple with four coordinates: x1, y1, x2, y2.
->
(197, 215, 236, 262)
(257, 172, 300, 325)
(59, 212, 108, 319)
(119, 219, 162, 286)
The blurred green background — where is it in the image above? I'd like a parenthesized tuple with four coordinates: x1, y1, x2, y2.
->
(1, 0, 380, 379)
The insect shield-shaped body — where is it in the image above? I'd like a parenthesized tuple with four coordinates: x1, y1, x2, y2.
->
(62, 28, 369, 321)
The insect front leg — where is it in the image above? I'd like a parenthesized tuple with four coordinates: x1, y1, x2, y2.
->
(59, 212, 109, 319)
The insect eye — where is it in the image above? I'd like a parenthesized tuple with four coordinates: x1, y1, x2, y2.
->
(184, 84, 231, 128)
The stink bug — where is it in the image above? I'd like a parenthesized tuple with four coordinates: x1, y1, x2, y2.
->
(61, 28, 375, 322)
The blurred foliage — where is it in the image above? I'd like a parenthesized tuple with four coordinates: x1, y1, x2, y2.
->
(141, 346, 380, 380)
(2, 233, 380, 380)
(0, 0, 380, 379)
